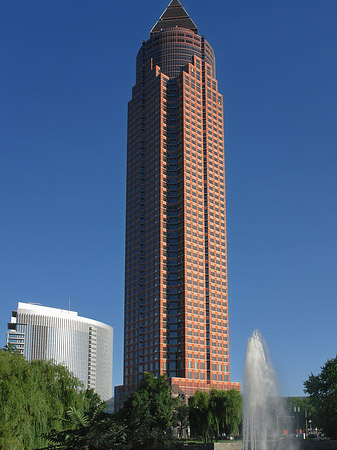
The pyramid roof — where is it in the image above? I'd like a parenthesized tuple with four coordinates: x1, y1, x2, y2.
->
(150, 0, 198, 36)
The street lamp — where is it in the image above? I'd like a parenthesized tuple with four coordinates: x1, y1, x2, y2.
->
(294, 407, 300, 435)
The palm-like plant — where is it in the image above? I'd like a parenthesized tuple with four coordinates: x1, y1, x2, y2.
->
(42, 404, 127, 450)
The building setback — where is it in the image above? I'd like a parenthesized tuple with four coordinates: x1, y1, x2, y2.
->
(7, 302, 113, 401)
(115, 0, 240, 407)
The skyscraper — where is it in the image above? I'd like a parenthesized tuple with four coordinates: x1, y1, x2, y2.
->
(115, 0, 240, 406)
(7, 302, 113, 401)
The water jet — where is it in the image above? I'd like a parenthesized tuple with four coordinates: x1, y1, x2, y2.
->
(243, 330, 297, 450)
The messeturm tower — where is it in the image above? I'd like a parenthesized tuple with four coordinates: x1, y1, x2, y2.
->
(115, 0, 240, 408)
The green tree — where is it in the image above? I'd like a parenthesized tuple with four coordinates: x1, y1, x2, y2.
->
(188, 390, 213, 443)
(304, 356, 337, 439)
(45, 405, 127, 450)
(116, 372, 179, 450)
(210, 389, 242, 438)
(44, 373, 185, 450)
(286, 396, 317, 434)
(0, 347, 94, 450)
(175, 402, 189, 439)
(189, 389, 242, 443)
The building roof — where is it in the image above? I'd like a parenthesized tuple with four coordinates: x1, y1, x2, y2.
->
(13, 302, 113, 330)
(150, 0, 198, 36)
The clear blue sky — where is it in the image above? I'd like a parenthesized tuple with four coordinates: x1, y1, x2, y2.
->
(1, 0, 336, 397)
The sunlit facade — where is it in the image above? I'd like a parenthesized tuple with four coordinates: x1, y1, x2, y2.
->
(115, 0, 240, 407)
(7, 302, 113, 401)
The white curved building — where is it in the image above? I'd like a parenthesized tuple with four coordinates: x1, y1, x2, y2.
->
(7, 302, 113, 401)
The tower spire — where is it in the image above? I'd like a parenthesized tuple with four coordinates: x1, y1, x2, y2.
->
(150, 0, 198, 36)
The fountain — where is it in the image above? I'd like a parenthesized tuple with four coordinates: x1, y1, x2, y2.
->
(243, 330, 297, 450)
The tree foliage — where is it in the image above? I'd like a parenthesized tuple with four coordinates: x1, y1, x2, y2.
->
(116, 372, 179, 450)
(214, 389, 242, 437)
(0, 348, 242, 450)
(0, 347, 97, 450)
(189, 391, 213, 442)
(44, 372, 182, 450)
(45, 405, 127, 450)
(304, 355, 337, 439)
(286, 396, 317, 433)
(188, 389, 242, 443)
(175, 402, 189, 439)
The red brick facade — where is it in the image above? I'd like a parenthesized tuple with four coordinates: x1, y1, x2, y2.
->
(115, 1, 240, 408)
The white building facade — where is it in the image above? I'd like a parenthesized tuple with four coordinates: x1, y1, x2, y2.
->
(7, 302, 113, 401)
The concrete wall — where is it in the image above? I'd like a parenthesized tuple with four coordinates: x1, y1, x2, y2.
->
(299, 441, 337, 450)
(184, 442, 242, 450)
(184, 441, 337, 450)
(213, 443, 243, 450)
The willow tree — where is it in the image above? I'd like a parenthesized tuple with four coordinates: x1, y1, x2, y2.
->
(0, 347, 95, 450)
(209, 389, 242, 438)
(188, 390, 213, 443)
(189, 389, 242, 442)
